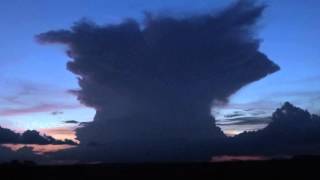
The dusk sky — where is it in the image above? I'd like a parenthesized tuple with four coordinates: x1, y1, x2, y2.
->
(0, 0, 319, 159)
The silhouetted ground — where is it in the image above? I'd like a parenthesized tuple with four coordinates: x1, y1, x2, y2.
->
(1, 156, 320, 179)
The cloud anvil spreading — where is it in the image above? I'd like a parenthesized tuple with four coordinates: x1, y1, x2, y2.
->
(37, 1, 280, 162)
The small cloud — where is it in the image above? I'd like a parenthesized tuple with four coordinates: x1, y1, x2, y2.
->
(51, 111, 64, 115)
(63, 120, 79, 124)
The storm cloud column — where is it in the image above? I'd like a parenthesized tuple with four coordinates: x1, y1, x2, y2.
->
(37, 0, 279, 162)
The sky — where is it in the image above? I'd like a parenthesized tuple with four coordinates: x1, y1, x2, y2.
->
(0, 0, 319, 140)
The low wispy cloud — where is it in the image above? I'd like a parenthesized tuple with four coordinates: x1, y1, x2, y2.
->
(0, 79, 77, 108)
(0, 103, 82, 116)
(51, 111, 64, 115)
(223, 111, 245, 118)
(212, 100, 278, 121)
(217, 117, 271, 126)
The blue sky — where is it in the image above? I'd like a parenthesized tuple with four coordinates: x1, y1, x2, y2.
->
(0, 0, 319, 137)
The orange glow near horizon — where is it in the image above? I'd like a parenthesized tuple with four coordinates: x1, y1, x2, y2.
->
(224, 129, 243, 137)
(39, 127, 79, 143)
(211, 155, 269, 162)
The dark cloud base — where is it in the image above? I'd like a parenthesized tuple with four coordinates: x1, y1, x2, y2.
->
(50, 103, 320, 163)
(0, 146, 42, 163)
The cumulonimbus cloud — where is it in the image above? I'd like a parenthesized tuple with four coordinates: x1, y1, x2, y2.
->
(37, 0, 279, 162)
(224, 102, 320, 156)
